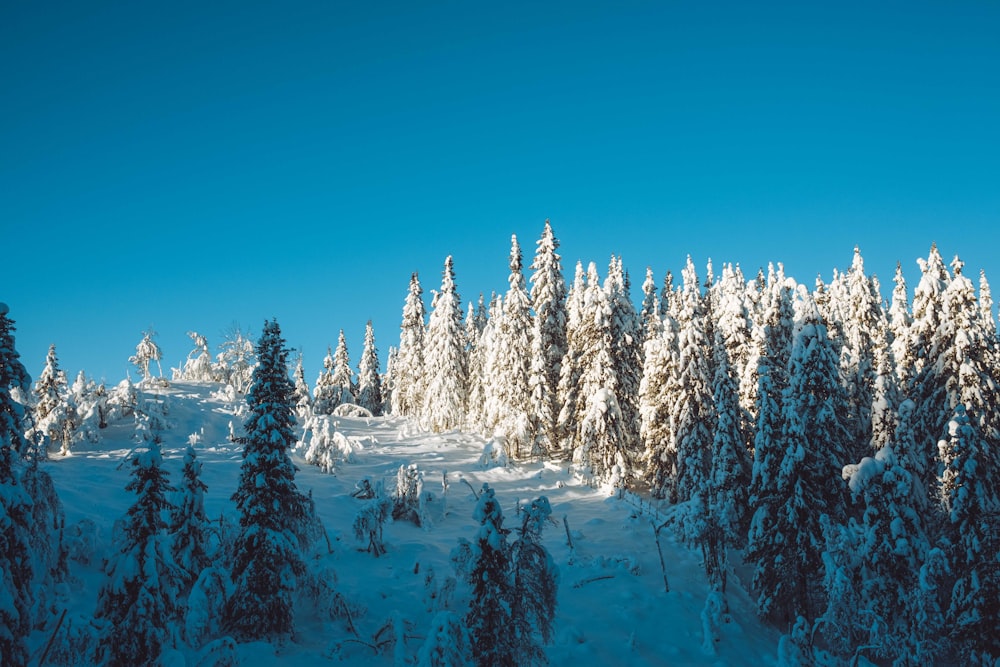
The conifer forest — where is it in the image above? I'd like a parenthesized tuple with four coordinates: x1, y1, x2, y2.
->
(2, 221, 998, 666)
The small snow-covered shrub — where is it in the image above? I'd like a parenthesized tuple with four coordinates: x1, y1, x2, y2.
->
(333, 403, 373, 418)
(302, 415, 361, 473)
(393, 463, 432, 527)
(194, 636, 239, 667)
(354, 481, 392, 556)
(478, 436, 509, 469)
(65, 518, 99, 565)
(185, 566, 230, 650)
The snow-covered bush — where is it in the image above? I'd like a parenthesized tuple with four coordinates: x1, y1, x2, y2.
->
(393, 463, 432, 527)
(478, 435, 509, 469)
(354, 479, 391, 556)
(302, 415, 360, 473)
(185, 566, 230, 650)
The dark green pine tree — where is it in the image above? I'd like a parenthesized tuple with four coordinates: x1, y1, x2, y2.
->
(510, 496, 558, 666)
(95, 442, 179, 665)
(460, 484, 516, 667)
(224, 319, 313, 641)
(939, 405, 1000, 665)
(171, 444, 210, 592)
(0, 303, 36, 666)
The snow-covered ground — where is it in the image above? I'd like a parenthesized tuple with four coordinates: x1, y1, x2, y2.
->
(37, 381, 782, 666)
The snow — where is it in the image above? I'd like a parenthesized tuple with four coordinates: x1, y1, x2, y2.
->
(31, 381, 782, 665)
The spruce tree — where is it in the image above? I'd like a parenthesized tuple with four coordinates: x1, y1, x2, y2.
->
(494, 236, 533, 456)
(639, 308, 678, 498)
(458, 484, 515, 667)
(605, 257, 643, 454)
(889, 261, 914, 387)
(510, 496, 558, 666)
(292, 354, 313, 421)
(0, 304, 35, 665)
(555, 262, 587, 453)
(224, 319, 312, 641)
(422, 257, 468, 432)
(95, 442, 179, 665)
(670, 257, 714, 503)
(527, 221, 567, 451)
(357, 320, 383, 415)
(171, 444, 210, 592)
(33, 343, 73, 455)
(393, 272, 427, 417)
(939, 405, 1000, 664)
(313, 346, 337, 416)
(331, 329, 356, 408)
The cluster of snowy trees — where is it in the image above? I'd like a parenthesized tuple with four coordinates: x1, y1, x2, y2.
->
(382, 224, 999, 665)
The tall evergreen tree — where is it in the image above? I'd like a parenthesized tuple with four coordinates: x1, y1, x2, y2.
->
(171, 444, 210, 592)
(393, 272, 427, 417)
(528, 220, 568, 454)
(670, 257, 714, 503)
(422, 257, 468, 432)
(605, 257, 643, 454)
(457, 484, 515, 667)
(224, 319, 312, 641)
(330, 329, 356, 408)
(313, 346, 337, 416)
(33, 343, 74, 455)
(292, 354, 312, 421)
(494, 236, 533, 456)
(939, 405, 999, 664)
(95, 442, 179, 665)
(356, 320, 383, 415)
(0, 304, 36, 665)
(889, 262, 914, 387)
(639, 305, 679, 498)
(556, 262, 587, 453)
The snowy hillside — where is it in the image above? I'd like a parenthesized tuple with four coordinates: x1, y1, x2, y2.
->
(34, 381, 781, 666)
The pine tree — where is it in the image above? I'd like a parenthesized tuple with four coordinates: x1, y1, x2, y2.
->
(939, 405, 1000, 664)
(555, 262, 587, 453)
(605, 257, 643, 455)
(95, 442, 179, 665)
(393, 272, 427, 417)
(130, 328, 163, 382)
(224, 319, 312, 641)
(527, 221, 567, 451)
(33, 343, 73, 455)
(330, 329, 356, 408)
(708, 339, 751, 551)
(465, 295, 494, 434)
(313, 346, 337, 415)
(171, 445, 210, 592)
(422, 257, 468, 432)
(357, 320, 383, 415)
(713, 263, 756, 433)
(417, 611, 473, 667)
(494, 236, 533, 456)
(889, 262, 914, 387)
(510, 496, 558, 666)
(0, 303, 36, 665)
(292, 354, 313, 421)
(456, 484, 516, 667)
(671, 257, 714, 503)
(639, 305, 679, 498)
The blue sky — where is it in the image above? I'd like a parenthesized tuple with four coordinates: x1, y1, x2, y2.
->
(3, 1, 999, 384)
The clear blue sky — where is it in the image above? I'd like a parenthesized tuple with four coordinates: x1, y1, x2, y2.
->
(3, 1, 999, 384)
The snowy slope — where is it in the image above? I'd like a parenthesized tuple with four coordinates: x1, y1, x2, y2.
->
(36, 381, 782, 666)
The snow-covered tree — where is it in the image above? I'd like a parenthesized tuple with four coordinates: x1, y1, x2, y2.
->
(670, 257, 714, 503)
(938, 405, 1000, 664)
(606, 257, 643, 454)
(330, 329, 356, 408)
(94, 442, 179, 665)
(889, 262, 914, 386)
(33, 343, 75, 456)
(130, 328, 163, 382)
(357, 320, 383, 415)
(422, 257, 467, 432)
(171, 444, 210, 592)
(510, 496, 558, 666)
(224, 319, 313, 641)
(750, 291, 850, 625)
(453, 484, 515, 667)
(174, 331, 215, 382)
(292, 354, 312, 421)
(417, 611, 473, 667)
(708, 340, 750, 550)
(527, 221, 567, 453)
(639, 305, 678, 498)
(393, 272, 427, 417)
(491, 236, 533, 456)
(215, 324, 256, 393)
(313, 346, 337, 416)
(556, 262, 587, 453)
(0, 303, 36, 664)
